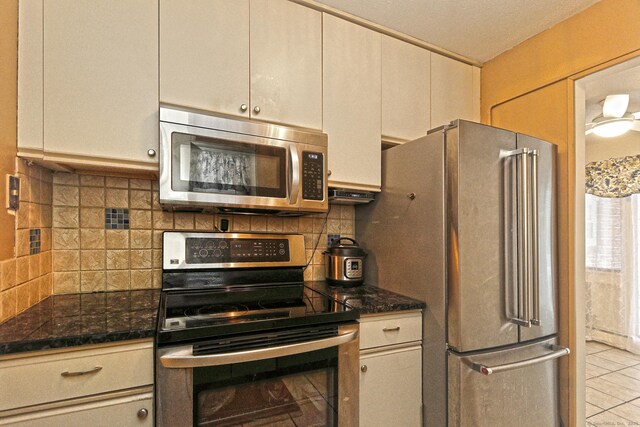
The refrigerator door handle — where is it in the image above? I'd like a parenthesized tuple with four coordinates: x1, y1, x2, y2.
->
(465, 344, 570, 376)
(529, 149, 541, 326)
(507, 148, 531, 327)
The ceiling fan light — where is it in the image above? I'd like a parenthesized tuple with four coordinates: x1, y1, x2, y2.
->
(591, 117, 634, 138)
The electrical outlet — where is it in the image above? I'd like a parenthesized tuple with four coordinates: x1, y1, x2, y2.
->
(327, 234, 341, 247)
(216, 215, 231, 232)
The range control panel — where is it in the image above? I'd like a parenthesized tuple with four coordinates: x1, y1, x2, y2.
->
(185, 238, 290, 264)
(302, 151, 324, 201)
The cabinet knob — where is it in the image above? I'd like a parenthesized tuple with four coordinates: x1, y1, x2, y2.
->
(361, 365, 367, 373)
(240, 104, 248, 112)
(328, 170, 332, 176)
(253, 106, 261, 114)
(147, 149, 156, 157)
(137, 408, 148, 419)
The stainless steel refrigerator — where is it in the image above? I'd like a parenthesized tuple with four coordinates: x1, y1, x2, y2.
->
(355, 120, 570, 426)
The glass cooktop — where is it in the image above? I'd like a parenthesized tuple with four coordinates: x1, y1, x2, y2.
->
(157, 284, 357, 345)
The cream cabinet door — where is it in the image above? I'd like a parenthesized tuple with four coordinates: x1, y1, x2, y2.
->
(323, 14, 381, 191)
(381, 36, 431, 142)
(250, 0, 322, 130)
(430, 53, 481, 128)
(17, 0, 43, 156)
(43, 0, 159, 168)
(360, 346, 422, 427)
(0, 394, 153, 427)
(160, 0, 250, 118)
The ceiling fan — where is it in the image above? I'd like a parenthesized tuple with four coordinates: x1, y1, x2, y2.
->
(585, 94, 640, 137)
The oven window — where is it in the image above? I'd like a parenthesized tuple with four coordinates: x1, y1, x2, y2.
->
(193, 347, 337, 426)
(171, 132, 286, 198)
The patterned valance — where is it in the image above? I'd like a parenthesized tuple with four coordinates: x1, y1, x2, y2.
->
(586, 154, 640, 198)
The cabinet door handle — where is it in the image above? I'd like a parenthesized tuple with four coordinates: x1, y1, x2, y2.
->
(240, 104, 248, 112)
(382, 326, 400, 332)
(61, 366, 103, 377)
(361, 365, 367, 372)
(253, 106, 261, 114)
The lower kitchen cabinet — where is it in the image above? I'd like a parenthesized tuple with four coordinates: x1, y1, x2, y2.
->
(0, 393, 153, 427)
(0, 339, 153, 426)
(359, 311, 422, 427)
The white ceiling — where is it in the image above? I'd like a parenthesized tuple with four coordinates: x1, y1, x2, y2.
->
(313, 0, 601, 63)
(583, 58, 640, 145)
(585, 67, 640, 123)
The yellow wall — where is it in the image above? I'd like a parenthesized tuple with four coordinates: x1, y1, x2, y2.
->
(482, 1, 640, 426)
(0, 0, 17, 261)
(482, 0, 640, 123)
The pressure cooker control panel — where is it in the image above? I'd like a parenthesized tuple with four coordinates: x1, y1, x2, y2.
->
(344, 258, 363, 279)
(185, 238, 290, 264)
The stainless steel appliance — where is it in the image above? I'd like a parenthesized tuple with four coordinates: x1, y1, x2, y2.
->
(159, 105, 328, 215)
(323, 238, 367, 285)
(155, 232, 359, 427)
(356, 120, 570, 426)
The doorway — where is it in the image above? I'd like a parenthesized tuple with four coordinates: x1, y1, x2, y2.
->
(575, 56, 640, 426)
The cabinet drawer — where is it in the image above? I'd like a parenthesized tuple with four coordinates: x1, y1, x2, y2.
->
(0, 393, 153, 427)
(359, 311, 422, 350)
(0, 340, 153, 411)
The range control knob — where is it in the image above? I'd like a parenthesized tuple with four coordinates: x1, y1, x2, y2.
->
(214, 249, 222, 257)
(199, 249, 208, 257)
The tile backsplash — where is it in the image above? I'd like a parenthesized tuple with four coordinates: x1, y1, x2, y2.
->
(0, 160, 53, 324)
(51, 173, 354, 294)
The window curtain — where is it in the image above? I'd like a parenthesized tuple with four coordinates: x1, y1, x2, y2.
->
(585, 155, 640, 354)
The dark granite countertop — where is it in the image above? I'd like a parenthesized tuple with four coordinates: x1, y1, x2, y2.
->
(305, 281, 425, 315)
(0, 282, 420, 356)
(0, 289, 160, 355)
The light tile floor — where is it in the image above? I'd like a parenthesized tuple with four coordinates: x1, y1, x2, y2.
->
(586, 341, 640, 426)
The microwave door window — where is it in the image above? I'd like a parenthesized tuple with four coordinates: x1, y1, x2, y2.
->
(171, 132, 286, 198)
(189, 142, 253, 195)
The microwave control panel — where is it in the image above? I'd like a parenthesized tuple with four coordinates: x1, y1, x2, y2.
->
(185, 238, 290, 264)
(302, 151, 324, 201)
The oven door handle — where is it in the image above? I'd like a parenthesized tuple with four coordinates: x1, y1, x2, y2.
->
(159, 329, 358, 369)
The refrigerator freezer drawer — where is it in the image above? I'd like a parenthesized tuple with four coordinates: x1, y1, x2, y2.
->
(447, 337, 567, 427)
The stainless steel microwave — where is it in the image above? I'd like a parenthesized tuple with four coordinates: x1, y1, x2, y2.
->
(159, 105, 328, 215)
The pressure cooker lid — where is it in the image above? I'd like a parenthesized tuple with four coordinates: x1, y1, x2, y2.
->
(324, 237, 367, 257)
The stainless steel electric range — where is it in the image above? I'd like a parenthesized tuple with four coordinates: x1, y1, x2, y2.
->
(155, 232, 359, 427)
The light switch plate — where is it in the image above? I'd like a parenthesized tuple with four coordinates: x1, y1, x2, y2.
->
(7, 175, 20, 210)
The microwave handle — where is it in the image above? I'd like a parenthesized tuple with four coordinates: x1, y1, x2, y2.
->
(289, 145, 301, 204)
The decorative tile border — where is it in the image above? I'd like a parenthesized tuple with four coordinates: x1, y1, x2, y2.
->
(29, 229, 41, 255)
(105, 208, 129, 230)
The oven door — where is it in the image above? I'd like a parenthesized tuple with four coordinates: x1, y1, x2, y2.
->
(155, 323, 359, 427)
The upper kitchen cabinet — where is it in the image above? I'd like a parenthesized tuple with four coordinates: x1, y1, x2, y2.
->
(160, 0, 250, 119)
(160, 0, 322, 130)
(323, 14, 382, 191)
(17, 0, 43, 156)
(250, 0, 322, 129)
(41, 0, 159, 171)
(381, 36, 431, 143)
(430, 53, 481, 128)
